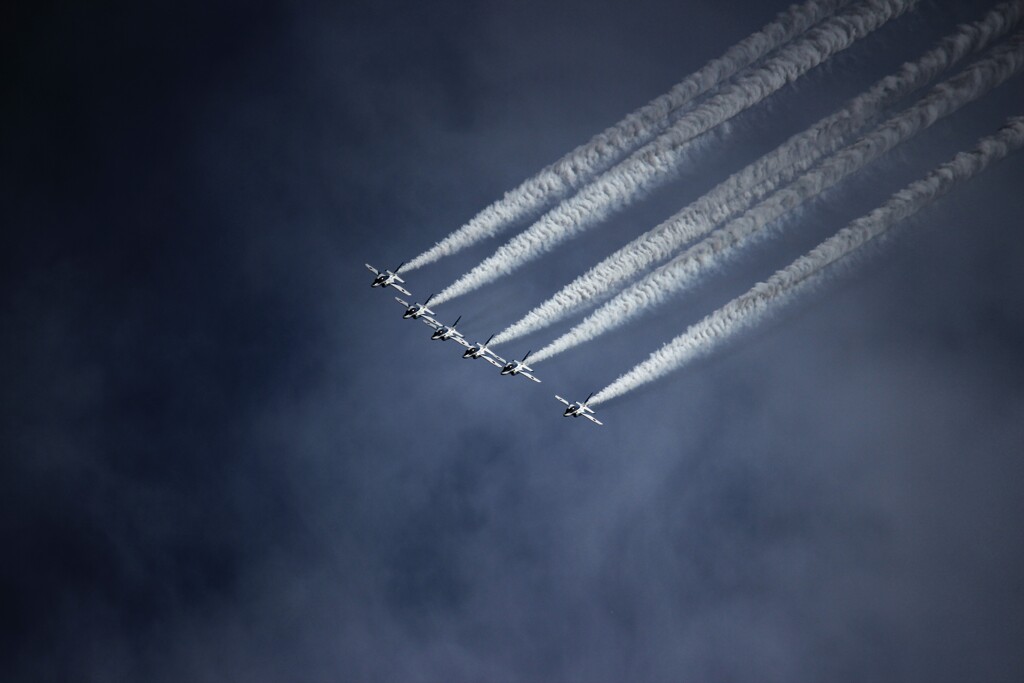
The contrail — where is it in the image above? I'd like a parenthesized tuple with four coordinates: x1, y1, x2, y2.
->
(402, 0, 853, 272)
(589, 115, 1024, 406)
(494, 1, 1023, 346)
(430, 0, 917, 305)
(531, 34, 1024, 363)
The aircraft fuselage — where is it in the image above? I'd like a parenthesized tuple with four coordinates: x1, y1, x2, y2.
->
(501, 361, 523, 375)
(371, 272, 396, 287)
(403, 305, 429, 319)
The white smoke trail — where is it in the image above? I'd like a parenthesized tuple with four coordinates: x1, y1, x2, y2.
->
(495, 0, 1023, 345)
(403, 0, 853, 272)
(590, 115, 1024, 406)
(430, 0, 917, 304)
(532, 34, 1024, 363)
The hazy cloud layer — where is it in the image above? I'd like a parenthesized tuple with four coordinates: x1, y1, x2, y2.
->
(3, 1, 1023, 681)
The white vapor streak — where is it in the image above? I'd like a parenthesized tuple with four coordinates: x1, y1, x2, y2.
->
(533, 35, 1024, 364)
(431, 0, 916, 304)
(403, 0, 852, 272)
(591, 116, 1024, 406)
(495, 1, 1023, 345)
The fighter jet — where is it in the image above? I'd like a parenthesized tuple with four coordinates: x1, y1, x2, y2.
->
(555, 393, 603, 425)
(463, 334, 504, 368)
(500, 351, 541, 383)
(395, 294, 438, 327)
(428, 315, 469, 347)
(365, 262, 410, 296)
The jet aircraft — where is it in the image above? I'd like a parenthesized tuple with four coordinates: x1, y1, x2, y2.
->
(555, 393, 603, 425)
(429, 315, 469, 346)
(463, 334, 504, 368)
(365, 262, 410, 296)
(500, 351, 541, 383)
(395, 294, 438, 325)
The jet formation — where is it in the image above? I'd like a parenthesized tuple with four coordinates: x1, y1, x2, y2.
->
(366, 263, 601, 425)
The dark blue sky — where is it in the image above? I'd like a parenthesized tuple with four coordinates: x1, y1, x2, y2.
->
(3, 0, 1024, 680)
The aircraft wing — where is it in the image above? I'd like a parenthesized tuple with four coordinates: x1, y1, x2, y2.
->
(582, 413, 603, 426)
(450, 334, 471, 348)
(521, 371, 542, 384)
(554, 395, 571, 407)
(394, 296, 410, 308)
(365, 263, 380, 275)
(391, 283, 412, 297)
(483, 348, 505, 363)
(481, 355, 504, 369)
(419, 316, 442, 330)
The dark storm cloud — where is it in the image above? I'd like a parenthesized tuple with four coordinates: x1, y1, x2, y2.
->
(2, 0, 1023, 681)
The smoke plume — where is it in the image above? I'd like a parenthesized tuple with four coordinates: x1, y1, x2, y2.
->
(532, 34, 1024, 363)
(494, 1, 1022, 345)
(403, 0, 853, 271)
(430, 0, 917, 305)
(591, 115, 1024, 405)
